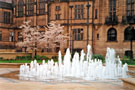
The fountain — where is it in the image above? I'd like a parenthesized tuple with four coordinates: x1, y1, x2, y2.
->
(19, 45, 128, 82)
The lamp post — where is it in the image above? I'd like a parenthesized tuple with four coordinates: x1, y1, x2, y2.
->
(128, 15, 134, 59)
(130, 27, 134, 59)
(69, 5, 73, 54)
(86, 2, 91, 47)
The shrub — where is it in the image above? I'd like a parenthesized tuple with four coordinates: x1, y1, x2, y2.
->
(16, 56, 21, 60)
(121, 56, 135, 65)
(51, 56, 58, 60)
(16, 55, 32, 60)
(92, 54, 105, 63)
(35, 55, 49, 60)
(122, 60, 135, 65)
(25, 55, 32, 60)
(0, 57, 3, 60)
(16, 55, 50, 60)
(121, 56, 131, 61)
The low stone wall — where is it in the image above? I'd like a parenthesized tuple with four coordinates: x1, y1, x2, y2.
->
(0, 52, 31, 59)
(128, 65, 135, 71)
(0, 49, 16, 52)
(121, 78, 135, 90)
(0, 52, 65, 59)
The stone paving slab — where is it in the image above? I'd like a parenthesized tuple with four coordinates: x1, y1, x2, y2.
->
(0, 68, 19, 75)
(0, 68, 129, 90)
(0, 80, 127, 90)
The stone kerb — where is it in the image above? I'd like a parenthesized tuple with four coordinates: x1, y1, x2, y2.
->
(121, 78, 135, 90)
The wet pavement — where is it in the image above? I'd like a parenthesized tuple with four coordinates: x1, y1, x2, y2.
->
(0, 68, 129, 90)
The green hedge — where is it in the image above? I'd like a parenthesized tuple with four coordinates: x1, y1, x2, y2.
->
(121, 56, 135, 65)
(92, 54, 105, 63)
(16, 55, 50, 60)
(35, 55, 50, 60)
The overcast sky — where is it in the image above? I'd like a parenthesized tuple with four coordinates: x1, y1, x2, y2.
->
(0, 0, 12, 3)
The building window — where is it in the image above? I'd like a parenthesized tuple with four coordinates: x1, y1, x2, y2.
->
(109, 0, 116, 19)
(0, 31, 2, 41)
(18, 32, 23, 41)
(124, 27, 135, 41)
(56, 6, 60, 11)
(95, 9, 98, 19)
(27, 0, 34, 16)
(73, 28, 83, 40)
(97, 33, 99, 40)
(107, 28, 117, 41)
(39, 0, 45, 15)
(9, 32, 14, 42)
(18, 0, 24, 17)
(56, 14, 61, 20)
(126, 0, 134, 16)
(4, 12, 10, 24)
(74, 5, 84, 19)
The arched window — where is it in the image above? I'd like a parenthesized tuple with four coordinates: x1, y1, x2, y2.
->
(107, 28, 117, 41)
(39, 0, 45, 15)
(124, 27, 135, 41)
(18, 0, 24, 17)
(27, 0, 34, 16)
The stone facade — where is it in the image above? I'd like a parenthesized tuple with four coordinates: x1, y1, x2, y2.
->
(0, 0, 135, 57)
(0, 1, 16, 49)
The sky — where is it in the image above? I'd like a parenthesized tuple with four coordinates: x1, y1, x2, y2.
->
(0, 0, 12, 3)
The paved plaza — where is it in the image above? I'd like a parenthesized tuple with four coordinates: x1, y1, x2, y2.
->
(0, 68, 129, 90)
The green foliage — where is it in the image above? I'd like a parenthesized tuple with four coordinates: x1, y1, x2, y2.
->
(121, 60, 135, 65)
(122, 56, 131, 61)
(16, 55, 50, 60)
(0, 59, 44, 63)
(35, 55, 50, 60)
(16, 56, 32, 60)
(51, 56, 58, 62)
(0, 57, 3, 60)
(121, 56, 135, 65)
(0, 55, 58, 63)
(51, 56, 58, 60)
(92, 54, 105, 63)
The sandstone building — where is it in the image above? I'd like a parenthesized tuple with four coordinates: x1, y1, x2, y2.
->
(0, 0, 135, 57)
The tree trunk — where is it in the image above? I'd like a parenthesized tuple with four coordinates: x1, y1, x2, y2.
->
(35, 49, 37, 59)
(32, 50, 35, 60)
(34, 42, 37, 59)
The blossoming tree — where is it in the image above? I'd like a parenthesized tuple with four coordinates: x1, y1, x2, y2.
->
(16, 21, 68, 58)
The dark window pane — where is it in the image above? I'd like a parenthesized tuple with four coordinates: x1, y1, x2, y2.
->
(107, 28, 117, 41)
(124, 27, 135, 40)
(56, 14, 60, 20)
(18, 0, 24, 17)
(73, 29, 83, 41)
(126, 0, 135, 16)
(0, 31, 2, 41)
(4, 12, 10, 24)
(39, 0, 45, 15)
(27, 0, 34, 16)
(109, 0, 116, 19)
(74, 4, 84, 19)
